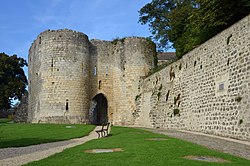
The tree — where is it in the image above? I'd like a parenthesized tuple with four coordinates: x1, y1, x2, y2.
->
(139, 0, 250, 58)
(167, 1, 197, 57)
(139, 0, 196, 57)
(190, 0, 250, 44)
(0, 53, 27, 110)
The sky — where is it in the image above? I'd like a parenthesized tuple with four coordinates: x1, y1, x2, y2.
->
(0, 0, 166, 77)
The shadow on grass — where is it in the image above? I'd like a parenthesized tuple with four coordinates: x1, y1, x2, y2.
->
(0, 138, 63, 148)
(0, 118, 12, 123)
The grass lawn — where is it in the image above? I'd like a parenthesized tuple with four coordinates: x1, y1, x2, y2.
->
(0, 123, 95, 148)
(26, 126, 250, 166)
(0, 118, 12, 123)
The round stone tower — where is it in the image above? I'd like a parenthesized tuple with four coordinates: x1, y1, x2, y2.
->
(28, 29, 90, 123)
(111, 37, 156, 125)
(124, 37, 156, 73)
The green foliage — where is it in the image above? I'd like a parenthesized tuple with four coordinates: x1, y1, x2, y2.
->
(235, 96, 242, 102)
(173, 108, 180, 116)
(135, 94, 141, 101)
(26, 126, 250, 166)
(0, 118, 12, 123)
(0, 124, 95, 148)
(0, 53, 28, 109)
(147, 59, 177, 77)
(111, 37, 126, 45)
(148, 63, 168, 76)
(139, 0, 250, 58)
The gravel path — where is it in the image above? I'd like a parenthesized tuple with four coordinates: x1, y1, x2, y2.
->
(1, 126, 249, 166)
(0, 126, 101, 166)
(142, 128, 250, 160)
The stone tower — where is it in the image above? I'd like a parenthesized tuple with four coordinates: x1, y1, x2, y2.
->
(28, 29, 155, 124)
(28, 30, 91, 123)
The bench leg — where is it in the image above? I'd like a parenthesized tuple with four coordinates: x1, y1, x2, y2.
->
(96, 131, 100, 138)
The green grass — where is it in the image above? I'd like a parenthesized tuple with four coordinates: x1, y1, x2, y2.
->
(0, 123, 95, 148)
(26, 126, 250, 166)
(0, 118, 12, 123)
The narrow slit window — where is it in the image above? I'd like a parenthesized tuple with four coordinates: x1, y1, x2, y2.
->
(99, 80, 102, 89)
(66, 100, 69, 111)
(106, 66, 108, 76)
(94, 66, 97, 75)
(166, 90, 170, 102)
(51, 58, 53, 67)
(39, 37, 41, 44)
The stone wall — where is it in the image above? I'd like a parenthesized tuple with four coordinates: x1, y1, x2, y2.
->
(88, 37, 155, 125)
(28, 30, 155, 124)
(111, 38, 155, 125)
(14, 93, 28, 123)
(133, 15, 250, 141)
(28, 29, 91, 123)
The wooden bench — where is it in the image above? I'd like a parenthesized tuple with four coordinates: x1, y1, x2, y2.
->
(96, 122, 110, 138)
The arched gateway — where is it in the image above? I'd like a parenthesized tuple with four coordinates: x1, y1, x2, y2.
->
(89, 93, 108, 125)
(28, 29, 154, 124)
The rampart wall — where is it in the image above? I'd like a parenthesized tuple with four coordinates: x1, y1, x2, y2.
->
(28, 15, 250, 141)
(133, 15, 250, 141)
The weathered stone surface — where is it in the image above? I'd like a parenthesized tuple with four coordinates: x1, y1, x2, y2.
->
(183, 156, 230, 163)
(28, 30, 154, 124)
(133, 14, 250, 141)
(14, 93, 28, 123)
(28, 14, 250, 141)
(84, 148, 123, 153)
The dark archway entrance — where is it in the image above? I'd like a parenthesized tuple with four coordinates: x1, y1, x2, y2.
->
(89, 93, 108, 125)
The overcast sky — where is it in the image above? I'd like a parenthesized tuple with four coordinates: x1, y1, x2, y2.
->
(0, 0, 160, 75)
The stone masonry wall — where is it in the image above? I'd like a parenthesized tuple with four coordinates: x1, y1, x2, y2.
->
(28, 29, 90, 123)
(89, 39, 114, 123)
(134, 15, 250, 141)
(28, 30, 155, 125)
(89, 38, 155, 125)
(14, 93, 28, 123)
(111, 38, 155, 125)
